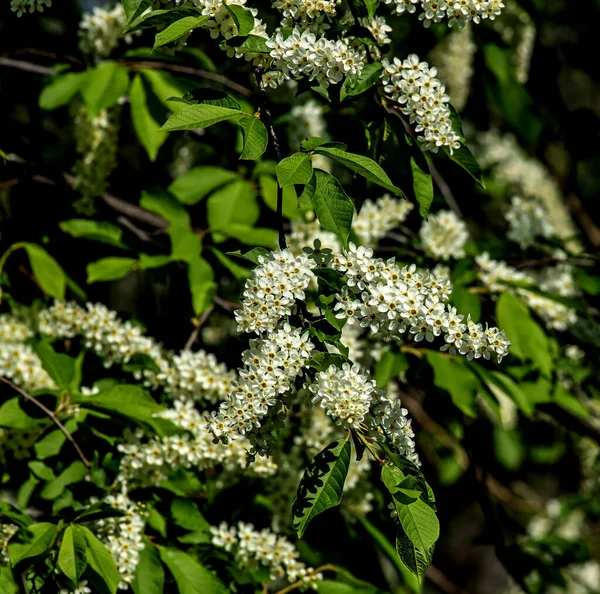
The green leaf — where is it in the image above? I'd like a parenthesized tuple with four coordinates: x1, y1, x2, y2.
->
(86, 257, 137, 284)
(154, 14, 210, 48)
(39, 72, 85, 110)
(159, 547, 228, 594)
(59, 219, 125, 248)
(493, 427, 525, 470)
(0, 565, 18, 594)
(374, 351, 408, 388)
(340, 62, 383, 102)
(140, 188, 189, 227)
(139, 254, 172, 270)
(126, 6, 200, 32)
(209, 248, 251, 280)
(81, 62, 130, 117)
(76, 384, 164, 426)
(130, 74, 168, 162)
(171, 498, 211, 533)
(395, 527, 434, 584)
(293, 439, 352, 538)
(300, 137, 347, 152)
(276, 153, 313, 187)
(22, 243, 66, 300)
(313, 146, 405, 196)
(0, 501, 33, 528)
(0, 399, 42, 430)
(207, 180, 259, 231)
(122, 0, 150, 23)
(259, 175, 305, 220)
(450, 285, 481, 324)
(226, 247, 269, 265)
(426, 352, 478, 417)
(226, 34, 270, 53)
(444, 106, 484, 187)
(175, 88, 242, 110)
(58, 525, 88, 584)
(216, 224, 278, 247)
(188, 257, 216, 315)
(357, 517, 420, 593)
(311, 170, 354, 249)
(224, 4, 254, 36)
(33, 341, 76, 390)
(238, 117, 268, 160)
(496, 292, 552, 376)
(80, 526, 121, 594)
(8, 523, 57, 568)
(131, 539, 165, 594)
(470, 364, 534, 417)
(40, 461, 88, 500)
(405, 133, 433, 218)
(161, 104, 240, 131)
(382, 466, 438, 584)
(168, 166, 239, 205)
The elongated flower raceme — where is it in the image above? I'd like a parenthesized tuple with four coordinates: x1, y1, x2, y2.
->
(381, 54, 461, 153)
(331, 244, 511, 361)
(384, 0, 504, 27)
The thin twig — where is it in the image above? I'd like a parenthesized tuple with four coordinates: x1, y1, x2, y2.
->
(0, 376, 91, 468)
(213, 295, 241, 311)
(184, 306, 214, 350)
(254, 69, 286, 250)
(538, 403, 600, 444)
(117, 216, 153, 242)
(123, 59, 252, 97)
(269, 564, 339, 594)
(566, 193, 600, 248)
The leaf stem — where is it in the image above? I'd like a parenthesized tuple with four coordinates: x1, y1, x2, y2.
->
(0, 376, 91, 468)
(253, 69, 287, 250)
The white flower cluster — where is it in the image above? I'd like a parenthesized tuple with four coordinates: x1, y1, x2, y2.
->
(71, 105, 120, 213)
(331, 244, 510, 362)
(429, 23, 475, 111)
(474, 129, 580, 252)
(117, 398, 276, 490)
(264, 27, 366, 89)
(384, 0, 504, 27)
(38, 302, 234, 403)
(0, 315, 55, 393)
(10, 0, 50, 16)
(505, 195, 554, 248)
(362, 16, 393, 45)
(234, 250, 314, 333)
(381, 54, 461, 153)
(39, 302, 162, 365)
(288, 194, 413, 255)
(309, 363, 378, 429)
(420, 209, 469, 260)
(476, 253, 578, 330)
(207, 325, 315, 442)
(0, 524, 18, 564)
(211, 521, 323, 587)
(94, 492, 146, 589)
(355, 194, 414, 246)
(370, 393, 419, 465)
(272, 0, 340, 23)
(78, 4, 131, 59)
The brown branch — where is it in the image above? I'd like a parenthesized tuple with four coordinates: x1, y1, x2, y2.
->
(538, 403, 600, 444)
(0, 56, 55, 76)
(426, 565, 471, 594)
(566, 193, 600, 248)
(116, 216, 153, 242)
(123, 59, 252, 97)
(0, 376, 91, 468)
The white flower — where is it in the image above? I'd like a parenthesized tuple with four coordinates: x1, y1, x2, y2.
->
(420, 210, 469, 260)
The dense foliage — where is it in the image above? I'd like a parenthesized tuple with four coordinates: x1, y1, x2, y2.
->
(1, 0, 600, 593)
